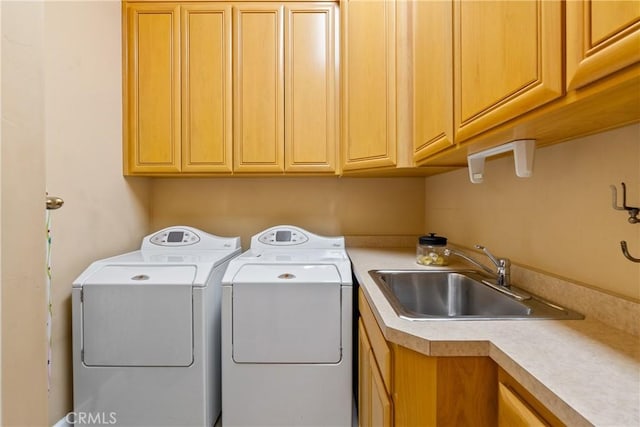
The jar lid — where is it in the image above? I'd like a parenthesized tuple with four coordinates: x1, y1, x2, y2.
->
(419, 233, 447, 246)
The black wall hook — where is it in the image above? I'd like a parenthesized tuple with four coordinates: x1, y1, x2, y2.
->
(621, 241, 640, 263)
(610, 182, 639, 224)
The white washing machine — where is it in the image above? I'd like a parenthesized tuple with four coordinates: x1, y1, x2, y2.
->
(221, 225, 353, 427)
(72, 226, 241, 427)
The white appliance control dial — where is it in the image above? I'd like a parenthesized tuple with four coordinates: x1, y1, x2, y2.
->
(149, 228, 201, 246)
(258, 227, 310, 246)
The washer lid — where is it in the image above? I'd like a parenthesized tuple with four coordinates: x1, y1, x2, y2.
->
(81, 265, 196, 286)
(232, 264, 341, 284)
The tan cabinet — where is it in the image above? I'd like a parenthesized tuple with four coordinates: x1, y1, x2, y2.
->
(124, 4, 182, 174)
(412, 0, 454, 164)
(284, 4, 338, 173)
(358, 290, 392, 427)
(453, 0, 563, 142)
(233, 4, 284, 172)
(234, 3, 338, 173)
(124, 3, 232, 174)
(343, 0, 455, 171)
(182, 5, 233, 173)
(566, 0, 640, 90)
(358, 320, 392, 427)
(124, 1, 337, 176)
(394, 347, 498, 426)
(498, 383, 548, 426)
(422, 0, 639, 170)
(342, 0, 397, 171)
(498, 368, 564, 427)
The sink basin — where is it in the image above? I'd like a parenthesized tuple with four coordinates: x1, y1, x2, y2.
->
(369, 270, 583, 320)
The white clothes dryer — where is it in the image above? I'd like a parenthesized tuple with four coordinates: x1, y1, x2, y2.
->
(72, 226, 241, 427)
(221, 225, 353, 427)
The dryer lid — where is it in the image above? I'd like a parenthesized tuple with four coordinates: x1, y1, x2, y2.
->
(81, 265, 196, 286)
(232, 264, 341, 284)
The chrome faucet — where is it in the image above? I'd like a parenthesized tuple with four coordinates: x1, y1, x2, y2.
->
(444, 245, 511, 287)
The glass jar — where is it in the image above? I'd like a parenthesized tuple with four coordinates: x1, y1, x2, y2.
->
(416, 233, 449, 266)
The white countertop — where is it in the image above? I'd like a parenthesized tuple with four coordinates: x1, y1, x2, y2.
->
(348, 247, 640, 427)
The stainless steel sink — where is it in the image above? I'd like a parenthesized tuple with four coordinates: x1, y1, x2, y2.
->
(369, 270, 583, 320)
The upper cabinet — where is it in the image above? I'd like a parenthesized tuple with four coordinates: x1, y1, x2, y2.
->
(412, 0, 454, 164)
(566, 0, 640, 90)
(233, 4, 285, 172)
(124, 0, 639, 177)
(453, 0, 563, 142)
(423, 0, 639, 168)
(341, 0, 397, 171)
(234, 3, 338, 173)
(182, 4, 233, 173)
(124, 4, 182, 174)
(124, 1, 337, 176)
(124, 3, 232, 174)
(284, 4, 338, 173)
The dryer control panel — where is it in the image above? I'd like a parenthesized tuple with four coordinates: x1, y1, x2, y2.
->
(258, 227, 310, 246)
(142, 226, 241, 251)
(252, 225, 344, 249)
(149, 228, 201, 246)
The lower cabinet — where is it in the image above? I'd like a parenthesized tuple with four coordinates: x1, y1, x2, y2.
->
(358, 289, 563, 426)
(358, 319, 392, 427)
(497, 368, 564, 427)
(393, 347, 498, 426)
(358, 287, 393, 427)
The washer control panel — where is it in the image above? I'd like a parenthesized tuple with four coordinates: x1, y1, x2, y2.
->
(258, 227, 310, 246)
(149, 228, 201, 246)
(252, 225, 344, 249)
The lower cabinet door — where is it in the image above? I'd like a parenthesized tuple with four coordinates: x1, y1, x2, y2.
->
(370, 349, 392, 427)
(498, 382, 548, 427)
(359, 318, 392, 427)
(358, 320, 372, 427)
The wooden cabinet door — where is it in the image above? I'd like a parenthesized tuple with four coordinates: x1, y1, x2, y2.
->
(358, 320, 372, 427)
(498, 383, 548, 427)
(342, 0, 397, 171)
(453, 0, 563, 142)
(233, 4, 284, 172)
(125, 4, 181, 174)
(567, 0, 640, 90)
(358, 319, 392, 427)
(369, 349, 392, 427)
(284, 3, 337, 173)
(412, 0, 454, 164)
(181, 5, 233, 173)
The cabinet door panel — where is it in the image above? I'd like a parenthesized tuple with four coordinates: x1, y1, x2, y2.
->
(126, 4, 181, 173)
(182, 5, 232, 172)
(284, 4, 337, 172)
(370, 348, 392, 427)
(358, 320, 371, 427)
(233, 4, 284, 172)
(413, 0, 454, 163)
(342, 0, 397, 170)
(567, 0, 640, 90)
(454, 0, 562, 142)
(498, 383, 548, 427)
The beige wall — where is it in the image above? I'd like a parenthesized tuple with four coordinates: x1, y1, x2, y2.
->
(43, 1, 150, 424)
(1, 1, 49, 425)
(425, 124, 640, 301)
(151, 177, 425, 248)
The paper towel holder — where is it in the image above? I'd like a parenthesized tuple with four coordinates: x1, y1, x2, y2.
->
(467, 139, 536, 184)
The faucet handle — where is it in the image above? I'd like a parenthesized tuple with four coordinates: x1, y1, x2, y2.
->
(474, 244, 501, 267)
